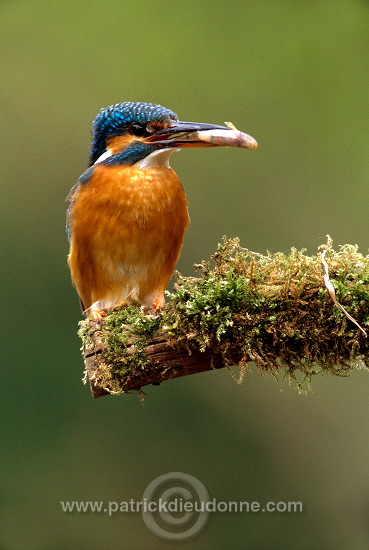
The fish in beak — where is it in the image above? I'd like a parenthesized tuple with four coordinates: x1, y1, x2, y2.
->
(145, 120, 258, 150)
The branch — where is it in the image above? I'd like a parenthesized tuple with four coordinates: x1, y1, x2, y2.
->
(84, 328, 244, 398)
(78, 237, 369, 398)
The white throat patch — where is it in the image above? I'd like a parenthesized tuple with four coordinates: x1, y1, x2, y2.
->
(136, 148, 179, 170)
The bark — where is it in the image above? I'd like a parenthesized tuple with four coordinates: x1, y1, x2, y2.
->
(84, 326, 243, 398)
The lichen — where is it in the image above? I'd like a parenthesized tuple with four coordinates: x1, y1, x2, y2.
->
(78, 237, 369, 395)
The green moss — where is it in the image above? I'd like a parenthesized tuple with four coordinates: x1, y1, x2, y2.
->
(79, 237, 369, 395)
(80, 304, 161, 392)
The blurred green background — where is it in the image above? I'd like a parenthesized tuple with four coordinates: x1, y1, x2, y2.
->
(1, 0, 368, 548)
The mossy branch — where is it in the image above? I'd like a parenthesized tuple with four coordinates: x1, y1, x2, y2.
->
(78, 237, 369, 398)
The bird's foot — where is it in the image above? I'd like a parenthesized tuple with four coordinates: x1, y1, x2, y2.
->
(142, 295, 165, 316)
(89, 310, 106, 325)
(85, 302, 107, 325)
(152, 295, 165, 312)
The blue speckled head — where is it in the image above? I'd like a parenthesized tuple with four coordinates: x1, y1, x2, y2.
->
(89, 102, 178, 166)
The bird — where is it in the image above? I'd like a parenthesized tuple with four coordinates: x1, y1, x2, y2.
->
(67, 101, 257, 322)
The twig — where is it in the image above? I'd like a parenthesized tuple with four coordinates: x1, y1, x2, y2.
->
(321, 248, 367, 336)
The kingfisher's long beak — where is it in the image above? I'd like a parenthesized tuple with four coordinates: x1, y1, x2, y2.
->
(145, 120, 258, 150)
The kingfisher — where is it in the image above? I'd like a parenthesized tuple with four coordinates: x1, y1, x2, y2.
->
(67, 102, 257, 322)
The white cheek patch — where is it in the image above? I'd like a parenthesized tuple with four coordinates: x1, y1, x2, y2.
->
(94, 149, 113, 165)
(136, 148, 179, 170)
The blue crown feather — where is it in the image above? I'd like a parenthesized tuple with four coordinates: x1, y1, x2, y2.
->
(89, 102, 178, 165)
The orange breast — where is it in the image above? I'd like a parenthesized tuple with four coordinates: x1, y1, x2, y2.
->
(68, 164, 189, 311)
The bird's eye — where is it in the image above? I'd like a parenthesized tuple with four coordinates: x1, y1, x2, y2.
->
(130, 123, 147, 137)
